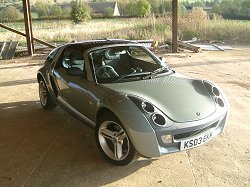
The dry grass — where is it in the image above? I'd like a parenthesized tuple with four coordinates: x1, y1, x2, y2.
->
(0, 11, 250, 46)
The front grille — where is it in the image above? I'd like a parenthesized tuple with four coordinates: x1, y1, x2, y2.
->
(174, 121, 219, 140)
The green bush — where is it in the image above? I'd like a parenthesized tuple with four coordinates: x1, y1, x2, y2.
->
(49, 4, 63, 16)
(0, 5, 22, 22)
(71, 0, 91, 23)
(104, 7, 114, 18)
(125, 0, 151, 16)
(136, 0, 151, 17)
(33, 1, 50, 18)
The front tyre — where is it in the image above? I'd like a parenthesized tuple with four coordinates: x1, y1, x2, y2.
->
(38, 79, 56, 109)
(95, 113, 139, 165)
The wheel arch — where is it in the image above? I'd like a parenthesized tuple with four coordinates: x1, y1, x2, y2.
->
(95, 105, 161, 158)
(37, 72, 44, 82)
(96, 107, 114, 122)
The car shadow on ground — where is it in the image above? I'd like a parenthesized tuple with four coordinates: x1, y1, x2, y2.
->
(0, 63, 43, 70)
(0, 101, 155, 186)
(0, 78, 37, 87)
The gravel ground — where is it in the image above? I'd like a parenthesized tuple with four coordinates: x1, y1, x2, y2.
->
(0, 47, 249, 187)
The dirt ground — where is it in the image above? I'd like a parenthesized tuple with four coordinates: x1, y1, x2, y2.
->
(0, 47, 249, 187)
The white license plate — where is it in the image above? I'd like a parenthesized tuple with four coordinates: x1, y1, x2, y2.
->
(180, 131, 213, 151)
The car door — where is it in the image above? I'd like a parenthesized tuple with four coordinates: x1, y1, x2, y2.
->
(52, 46, 99, 123)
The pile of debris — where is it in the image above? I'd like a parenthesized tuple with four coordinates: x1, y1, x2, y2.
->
(152, 38, 234, 53)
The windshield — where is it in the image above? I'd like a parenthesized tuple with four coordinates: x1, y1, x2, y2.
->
(89, 45, 169, 83)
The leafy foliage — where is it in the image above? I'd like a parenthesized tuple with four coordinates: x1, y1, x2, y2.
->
(50, 4, 63, 16)
(0, 5, 22, 22)
(104, 7, 114, 18)
(71, 0, 91, 23)
(214, 0, 250, 20)
(33, 1, 50, 18)
(136, 0, 151, 16)
(125, 0, 151, 16)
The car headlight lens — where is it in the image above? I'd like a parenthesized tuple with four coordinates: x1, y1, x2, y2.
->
(152, 113, 166, 126)
(141, 101, 155, 113)
(128, 95, 173, 128)
(212, 86, 220, 96)
(203, 81, 225, 108)
(215, 97, 224, 107)
(161, 134, 173, 144)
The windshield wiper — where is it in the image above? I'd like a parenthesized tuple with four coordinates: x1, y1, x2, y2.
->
(143, 66, 170, 80)
(114, 72, 151, 83)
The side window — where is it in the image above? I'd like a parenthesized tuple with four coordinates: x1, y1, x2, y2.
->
(55, 48, 85, 71)
(46, 48, 59, 63)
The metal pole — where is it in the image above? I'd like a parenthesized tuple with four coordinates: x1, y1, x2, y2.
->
(22, 0, 34, 55)
(172, 0, 178, 53)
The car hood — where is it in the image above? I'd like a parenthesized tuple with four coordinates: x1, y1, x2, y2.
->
(104, 74, 216, 123)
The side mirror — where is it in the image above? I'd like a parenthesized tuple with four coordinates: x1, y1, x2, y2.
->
(159, 57, 167, 66)
(67, 67, 85, 77)
(159, 57, 166, 63)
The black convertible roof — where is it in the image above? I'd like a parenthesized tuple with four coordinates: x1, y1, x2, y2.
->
(59, 39, 154, 51)
(62, 39, 138, 50)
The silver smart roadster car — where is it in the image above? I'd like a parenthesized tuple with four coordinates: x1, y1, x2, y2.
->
(37, 39, 229, 165)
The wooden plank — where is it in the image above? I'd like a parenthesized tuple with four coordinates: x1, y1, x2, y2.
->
(0, 42, 6, 59)
(0, 23, 56, 48)
(165, 40, 201, 53)
(5, 41, 18, 59)
(0, 41, 18, 60)
(0, 42, 11, 60)
(212, 44, 224, 51)
(178, 41, 201, 53)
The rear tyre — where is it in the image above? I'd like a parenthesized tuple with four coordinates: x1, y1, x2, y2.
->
(95, 113, 139, 166)
(38, 79, 56, 109)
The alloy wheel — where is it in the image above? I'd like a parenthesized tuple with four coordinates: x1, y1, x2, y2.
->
(98, 121, 130, 161)
(39, 81, 48, 107)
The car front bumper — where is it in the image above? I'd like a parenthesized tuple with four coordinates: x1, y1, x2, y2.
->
(155, 111, 228, 156)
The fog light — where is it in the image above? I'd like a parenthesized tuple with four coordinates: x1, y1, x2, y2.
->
(161, 134, 173, 144)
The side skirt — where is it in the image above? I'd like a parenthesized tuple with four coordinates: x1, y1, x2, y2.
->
(57, 96, 96, 129)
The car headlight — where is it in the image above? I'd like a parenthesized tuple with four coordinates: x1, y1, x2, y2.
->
(128, 95, 173, 128)
(203, 80, 225, 108)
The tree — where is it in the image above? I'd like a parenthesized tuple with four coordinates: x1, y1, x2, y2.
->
(71, 0, 91, 23)
(1, 5, 22, 22)
(49, 4, 63, 16)
(125, 2, 137, 16)
(33, 1, 50, 18)
(136, 0, 151, 16)
(104, 7, 114, 17)
(191, 1, 205, 8)
(148, 0, 160, 14)
(212, 1, 220, 14)
(218, 0, 241, 19)
(241, 0, 250, 18)
(159, 1, 186, 15)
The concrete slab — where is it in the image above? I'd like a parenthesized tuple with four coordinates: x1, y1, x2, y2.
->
(0, 48, 249, 186)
